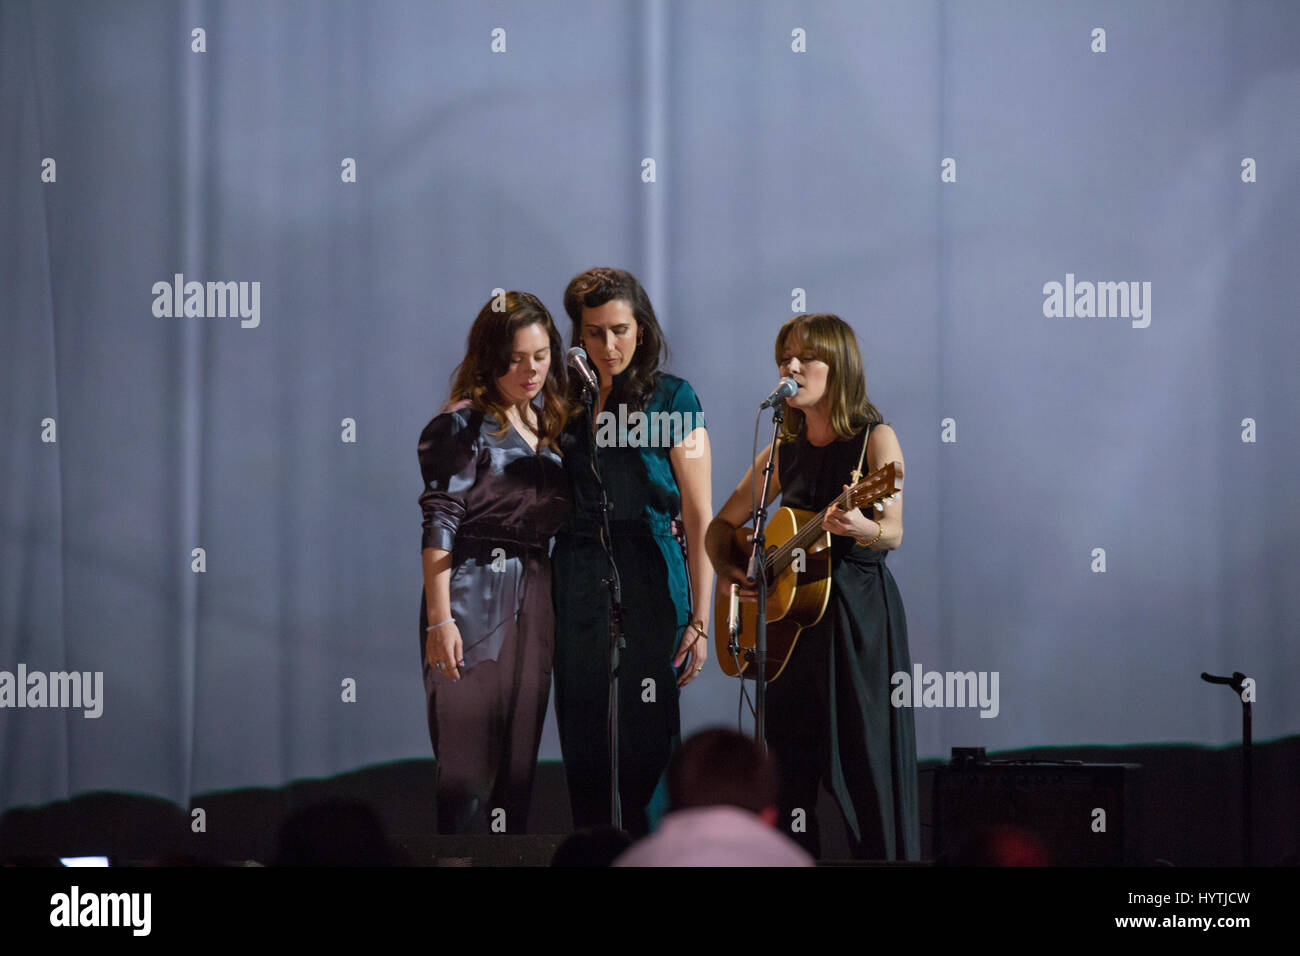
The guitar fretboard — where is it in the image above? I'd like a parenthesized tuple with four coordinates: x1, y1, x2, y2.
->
(765, 489, 850, 577)
(758, 462, 899, 580)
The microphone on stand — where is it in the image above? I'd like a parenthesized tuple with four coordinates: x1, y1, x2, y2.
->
(727, 583, 742, 658)
(566, 346, 600, 395)
(759, 377, 798, 409)
(564, 345, 624, 828)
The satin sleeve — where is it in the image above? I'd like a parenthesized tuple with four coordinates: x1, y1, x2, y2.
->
(665, 376, 706, 437)
(417, 410, 479, 552)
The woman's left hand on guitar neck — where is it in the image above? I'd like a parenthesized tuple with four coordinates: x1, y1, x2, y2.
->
(823, 484, 882, 544)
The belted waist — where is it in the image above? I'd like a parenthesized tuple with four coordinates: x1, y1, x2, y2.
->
(560, 516, 674, 539)
(456, 522, 553, 551)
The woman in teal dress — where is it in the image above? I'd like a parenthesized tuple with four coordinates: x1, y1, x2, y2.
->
(551, 267, 713, 837)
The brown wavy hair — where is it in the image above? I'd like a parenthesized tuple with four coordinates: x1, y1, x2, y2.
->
(444, 291, 569, 447)
(774, 313, 882, 443)
(562, 266, 668, 413)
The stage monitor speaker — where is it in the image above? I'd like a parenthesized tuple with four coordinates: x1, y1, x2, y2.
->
(933, 757, 1140, 866)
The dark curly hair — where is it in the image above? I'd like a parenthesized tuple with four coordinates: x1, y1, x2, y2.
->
(562, 267, 668, 413)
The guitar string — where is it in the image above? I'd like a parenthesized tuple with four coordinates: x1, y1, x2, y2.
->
(765, 476, 887, 574)
(766, 490, 848, 569)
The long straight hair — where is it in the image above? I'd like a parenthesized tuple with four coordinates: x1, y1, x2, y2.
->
(774, 313, 882, 442)
(445, 291, 569, 448)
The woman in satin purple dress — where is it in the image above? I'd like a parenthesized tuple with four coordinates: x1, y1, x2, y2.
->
(417, 291, 571, 834)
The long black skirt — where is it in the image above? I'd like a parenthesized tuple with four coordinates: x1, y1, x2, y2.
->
(766, 546, 920, 860)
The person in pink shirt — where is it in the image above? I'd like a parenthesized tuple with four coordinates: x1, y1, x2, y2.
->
(614, 728, 813, 867)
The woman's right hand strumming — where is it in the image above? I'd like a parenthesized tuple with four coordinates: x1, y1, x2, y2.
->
(707, 516, 760, 602)
(706, 442, 780, 606)
(426, 620, 464, 681)
(716, 560, 758, 602)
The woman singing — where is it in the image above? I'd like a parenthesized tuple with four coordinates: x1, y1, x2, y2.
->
(704, 313, 920, 860)
(551, 267, 713, 837)
(417, 291, 571, 834)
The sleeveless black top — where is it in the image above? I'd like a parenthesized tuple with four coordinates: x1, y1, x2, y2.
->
(776, 422, 886, 565)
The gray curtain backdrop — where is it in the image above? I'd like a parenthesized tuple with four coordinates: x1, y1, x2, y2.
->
(2, 0, 1296, 815)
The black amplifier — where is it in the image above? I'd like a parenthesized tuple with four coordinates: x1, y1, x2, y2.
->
(932, 753, 1140, 866)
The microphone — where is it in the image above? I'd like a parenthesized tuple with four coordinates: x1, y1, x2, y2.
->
(759, 377, 798, 409)
(727, 583, 742, 657)
(566, 346, 599, 394)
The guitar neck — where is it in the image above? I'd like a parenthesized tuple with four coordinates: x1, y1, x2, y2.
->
(758, 462, 899, 579)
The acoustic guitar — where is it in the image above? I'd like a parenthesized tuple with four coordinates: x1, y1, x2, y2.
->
(713, 461, 901, 681)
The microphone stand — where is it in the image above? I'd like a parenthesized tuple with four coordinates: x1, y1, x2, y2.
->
(582, 382, 625, 830)
(1201, 670, 1253, 866)
(746, 402, 784, 749)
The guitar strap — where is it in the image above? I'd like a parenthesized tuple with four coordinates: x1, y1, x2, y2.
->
(848, 422, 873, 486)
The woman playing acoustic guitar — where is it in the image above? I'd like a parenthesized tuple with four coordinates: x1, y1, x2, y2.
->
(704, 313, 919, 861)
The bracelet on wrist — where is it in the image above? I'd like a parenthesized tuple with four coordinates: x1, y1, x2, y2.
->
(426, 618, 454, 632)
(855, 522, 884, 549)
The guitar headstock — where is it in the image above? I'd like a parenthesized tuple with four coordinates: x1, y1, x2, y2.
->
(846, 461, 902, 512)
